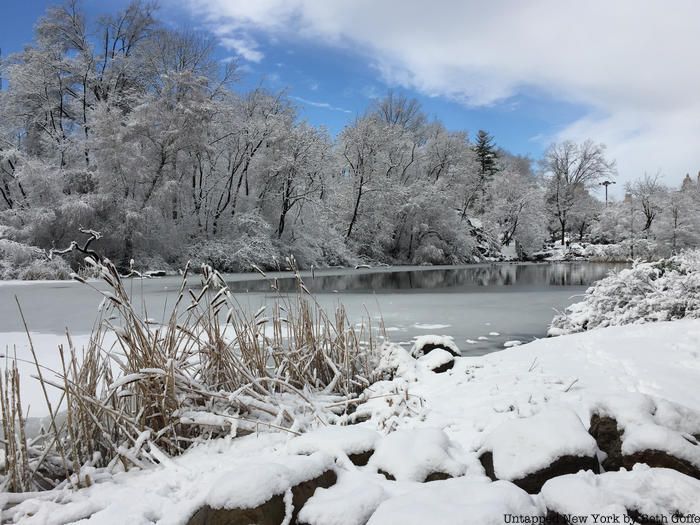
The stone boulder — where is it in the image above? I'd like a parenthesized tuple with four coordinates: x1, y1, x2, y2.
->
(287, 426, 379, 467)
(589, 413, 700, 479)
(187, 470, 336, 525)
(412, 335, 460, 357)
(417, 348, 455, 374)
(369, 428, 466, 482)
(540, 467, 700, 525)
(478, 407, 599, 493)
(186, 455, 337, 525)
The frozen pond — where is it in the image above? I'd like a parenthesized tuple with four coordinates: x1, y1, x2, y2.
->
(1, 262, 626, 356)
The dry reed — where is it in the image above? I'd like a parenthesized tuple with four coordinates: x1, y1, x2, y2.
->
(0, 258, 381, 494)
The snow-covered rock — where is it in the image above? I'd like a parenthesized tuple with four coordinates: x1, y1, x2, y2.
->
(287, 426, 380, 467)
(412, 334, 460, 357)
(297, 471, 387, 525)
(479, 406, 599, 493)
(417, 348, 455, 373)
(367, 477, 540, 525)
(369, 428, 466, 482)
(540, 466, 700, 521)
(589, 393, 700, 479)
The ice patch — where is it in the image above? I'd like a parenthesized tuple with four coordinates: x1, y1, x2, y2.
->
(413, 323, 451, 330)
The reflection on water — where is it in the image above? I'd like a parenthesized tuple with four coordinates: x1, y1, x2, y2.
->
(0, 262, 629, 349)
(223, 263, 627, 294)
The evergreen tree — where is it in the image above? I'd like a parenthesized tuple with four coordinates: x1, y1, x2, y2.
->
(474, 130, 499, 179)
(473, 129, 499, 211)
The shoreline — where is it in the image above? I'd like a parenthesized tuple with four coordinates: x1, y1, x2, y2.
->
(0, 258, 626, 286)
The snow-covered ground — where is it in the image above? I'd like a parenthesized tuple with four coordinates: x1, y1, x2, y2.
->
(533, 241, 636, 263)
(4, 319, 700, 524)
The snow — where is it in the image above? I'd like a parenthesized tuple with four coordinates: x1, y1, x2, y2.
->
(488, 331, 500, 336)
(369, 428, 466, 482)
(590, 393, 700, 468)
(503, 340, 522, 347)
(3, 433, 290, 524)
(367, 478, 540, 525)
(480, 406, 598, 481)
(500, 242, 518, 260)
(416, 348, 454, 370)
(287, 426, 379, 461)
(0, 331, 117, 418)
(297, 471, 387, 525)
(411, 334, 460, 356)
(5, 319, 700, 523)
(549, 250, 700, 335)
(205, 453, 334, 510)
(540, 466, 700, 518)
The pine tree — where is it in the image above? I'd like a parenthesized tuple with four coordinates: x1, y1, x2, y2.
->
(474, 130, 499, 179)
(473, 129, 499, 212)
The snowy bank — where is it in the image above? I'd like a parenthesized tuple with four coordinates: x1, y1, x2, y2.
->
(549, 249, 700, 335)
(4, 319, 700, 523)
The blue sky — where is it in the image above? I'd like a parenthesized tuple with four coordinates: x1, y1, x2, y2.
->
(1, 0, 584, 160)
(3, 0, 700, 195)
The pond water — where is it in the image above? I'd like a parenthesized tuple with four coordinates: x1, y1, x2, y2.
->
(0, 262, 626, 356)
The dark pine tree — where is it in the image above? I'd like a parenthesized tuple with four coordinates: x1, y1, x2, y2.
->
(474, 130, 499, 178)
(473, 130, 499, 211)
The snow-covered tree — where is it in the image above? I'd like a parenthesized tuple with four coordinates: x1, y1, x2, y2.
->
(542, 140, 616, 245)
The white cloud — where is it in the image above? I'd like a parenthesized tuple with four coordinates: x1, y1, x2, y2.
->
(219, 36, 264, 63)
(290, 96, 351, 114)
(184, 0, 700, 190)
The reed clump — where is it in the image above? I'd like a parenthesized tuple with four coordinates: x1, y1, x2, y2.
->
(0, 258, 381, 493)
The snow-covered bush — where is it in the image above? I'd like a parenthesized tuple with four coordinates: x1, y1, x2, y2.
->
(549, 249, 700, 335)
(284, 226, 357, 269)
(582, 239, 657, 262)
(0, 239, 71, 280)
(187, 212, 282, 271)
(188, 236, 281, 272)
(17, 258, 73, 280)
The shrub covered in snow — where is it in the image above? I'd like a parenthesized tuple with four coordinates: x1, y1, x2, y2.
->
(187, 237, 281, 272)
(582, 239, 657, 262)
(549, 249, 700, 335)
(0, 239, 71, 280)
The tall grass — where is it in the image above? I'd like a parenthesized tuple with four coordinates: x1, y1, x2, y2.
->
(0, 259, 381, 493)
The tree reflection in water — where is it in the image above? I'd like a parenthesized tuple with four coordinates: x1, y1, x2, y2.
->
(223, 263, 627, 294)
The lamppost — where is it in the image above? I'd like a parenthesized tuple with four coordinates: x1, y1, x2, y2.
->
(599, 180, 616, 206)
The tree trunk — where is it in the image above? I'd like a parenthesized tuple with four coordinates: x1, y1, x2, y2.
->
(560, 218, 566, 246)
(346, 175, 364, 240)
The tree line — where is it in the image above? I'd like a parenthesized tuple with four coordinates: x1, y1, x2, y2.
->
(0, 1, 698, 275)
